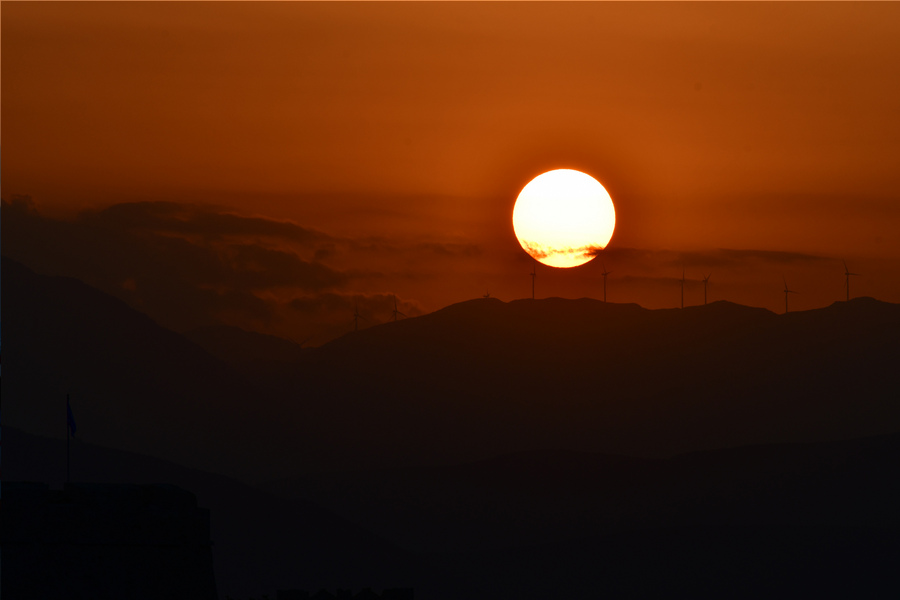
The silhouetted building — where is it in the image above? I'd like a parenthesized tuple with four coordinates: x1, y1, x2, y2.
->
(2, 482, 217, 599)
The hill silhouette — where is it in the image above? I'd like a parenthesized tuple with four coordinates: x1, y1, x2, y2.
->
(262, 433, 900, 598)
(263, 432, 900, 554)
(184, 323, 309, 375)
(3, 257, 303, 481)
(3, 426, 425, 600)
(5, 255, 900, 477)
(277, 294, 900, 471)
(4, 256, 899, 598)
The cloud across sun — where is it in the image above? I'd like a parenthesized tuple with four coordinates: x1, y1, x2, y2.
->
(512, 169, 616, 268)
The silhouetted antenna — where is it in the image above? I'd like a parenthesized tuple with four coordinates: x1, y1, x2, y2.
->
(680, 267, 686, 309)
(391, 294, 406, 322)
(702, 273, 711, 305)
(600, 260, 612, 303)
(843, 260, 860, 302)
(783, 276, 797, 314)
(530, 264, 536, 300)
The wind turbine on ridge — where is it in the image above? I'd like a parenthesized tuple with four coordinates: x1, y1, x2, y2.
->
(600, 260, 612, 303)
(679, 267, 686, 309)
(843, 260, 860, 302)
(702, 273, 711, 305)
(391, 294, 407, 321)
(530, 263, 537, 300)
(353, 300, 368, 332)
(783, 276, 797, 314)
(289, 335, 313, 348)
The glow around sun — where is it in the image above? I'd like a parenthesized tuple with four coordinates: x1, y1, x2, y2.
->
(513, 169, 616, 268)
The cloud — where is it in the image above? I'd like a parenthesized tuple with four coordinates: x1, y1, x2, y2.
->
(83, 201, 331, 245)
(594, 247, 832, 270)
(1, 198, 447, 343)
(1, 198, 354, 333)
(519, 241, 604, 262)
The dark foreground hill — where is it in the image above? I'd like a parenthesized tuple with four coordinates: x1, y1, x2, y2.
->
(3, 427, 425, 600)
(7, 426, 899, 599)
(271, 294, 900, 471)
(2, 256, 311, 481)
(264, 432, 900, 554)
(260, 432, 900, 599)
(5, 255, 900, 478)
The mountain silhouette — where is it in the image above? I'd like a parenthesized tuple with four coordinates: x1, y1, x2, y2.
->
(5, 256, 899, 598)
(5, 255, 900, 477)
(3, 426, 426, 600)
(184, 324, 308, 374)
(262, 433, 900, 598)
(3, 257, 302, 481)
(275, 295, 900, 471)
(263, 432, 900, 554)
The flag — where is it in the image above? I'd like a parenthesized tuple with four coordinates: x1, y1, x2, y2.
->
(67, 397, 77, 436)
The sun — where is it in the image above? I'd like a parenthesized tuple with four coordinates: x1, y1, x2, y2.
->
(512, 169, 616, 268)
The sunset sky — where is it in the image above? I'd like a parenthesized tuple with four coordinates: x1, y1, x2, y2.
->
(4, 2, 900, 344)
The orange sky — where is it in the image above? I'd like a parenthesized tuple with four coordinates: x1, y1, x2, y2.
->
(3, 2, 900, 342)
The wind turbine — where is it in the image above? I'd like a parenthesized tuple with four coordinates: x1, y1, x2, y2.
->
(289, 335, 313, 348)
(530, 263, 537, 300)
(483, 291, 491, 299)
(353, 301, 368, 332)
(843, 260, 860, 302)
(702, 273, 711, 305)
(391, 295, 406, 321)
(783, 276, 797, 314)
(679, 267, 686, 309)
(600, 260, 612, 303)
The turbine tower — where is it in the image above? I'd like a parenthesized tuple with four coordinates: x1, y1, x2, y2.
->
(702, 273, 711, 305)
(679, 267, 686, 309)
(783, 276, 797, 314)
(530, 264, 536, 300)
(391, 295, 407, 321)
(290, 335, 313, 348)
(353, 301, 367, 332)
(601, 261, 612, 303)
(843, 260, 860, 302)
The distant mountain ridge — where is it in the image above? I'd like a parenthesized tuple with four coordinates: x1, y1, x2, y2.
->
(4, 254, 900, 478)
(2, 257, 299, 481)
(291, 293, 900, 467)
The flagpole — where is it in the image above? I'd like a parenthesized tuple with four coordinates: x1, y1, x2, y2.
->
(66, 393, 71, 484)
